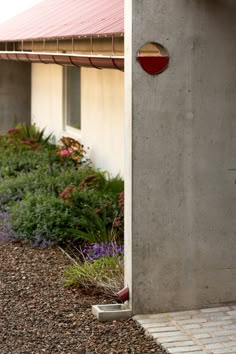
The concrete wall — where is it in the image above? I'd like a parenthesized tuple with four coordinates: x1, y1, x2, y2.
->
(32, 63, 124, 176)
(125, 0, 236, 314)
(0, 61, 31, 132)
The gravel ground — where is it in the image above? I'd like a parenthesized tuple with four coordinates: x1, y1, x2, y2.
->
(0, 241, 166, 353)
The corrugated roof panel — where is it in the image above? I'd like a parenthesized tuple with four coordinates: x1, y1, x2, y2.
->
(0, 0, 124, 41)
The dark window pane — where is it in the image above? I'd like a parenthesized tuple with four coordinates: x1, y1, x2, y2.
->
(65, 66, 81, 129)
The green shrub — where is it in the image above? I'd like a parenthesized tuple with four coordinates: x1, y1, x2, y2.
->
(64, 256, 124, 297)
(0, 144, 57, 178)
(0, 128, 124, 247)
(0, 151, 96, 209)
(10, 193, 79, 243)
(59, 172, 124, 243)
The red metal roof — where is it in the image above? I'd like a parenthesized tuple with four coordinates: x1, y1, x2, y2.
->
(0, 0, 124, 41)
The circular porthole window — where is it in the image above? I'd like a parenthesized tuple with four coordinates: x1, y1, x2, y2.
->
(136, 42, 169, 75)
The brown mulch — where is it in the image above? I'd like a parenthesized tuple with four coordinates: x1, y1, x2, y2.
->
(0, 242, 166, 353)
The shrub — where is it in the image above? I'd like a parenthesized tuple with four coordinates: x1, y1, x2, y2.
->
(0, 144, 57, 178)
(64, 256, 124, 298)
(0, 153, 96, 209)
(0, 128, 124, 248)
(59, 173, 124, 243)
(10, 193, 79, 244)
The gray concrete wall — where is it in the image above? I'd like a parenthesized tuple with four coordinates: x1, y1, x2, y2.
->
(0, 61, 31, 132)
(125, 0, 236, 314)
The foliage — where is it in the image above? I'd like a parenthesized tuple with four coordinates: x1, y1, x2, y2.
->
(10, 193, 78, 243)
(59, 172, 124, 243)
(0, 143, 57, 178)
(0, 126, 124, 248)
(0, 164, 96, 209)
(16, 123, 54, 146)
(64, 256, 124, 297)
(0, 124, 54, 150)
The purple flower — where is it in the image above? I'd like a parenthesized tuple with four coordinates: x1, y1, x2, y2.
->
(32, 233, 55, 249)
(82, 241, 124, 262)
(0, 211, 19, 243)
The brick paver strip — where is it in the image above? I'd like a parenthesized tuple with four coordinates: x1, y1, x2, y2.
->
(134, 305, 236, 354)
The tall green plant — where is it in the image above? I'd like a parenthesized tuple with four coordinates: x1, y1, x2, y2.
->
(64, 256, 124, 297)
(16, 123, 54, 146)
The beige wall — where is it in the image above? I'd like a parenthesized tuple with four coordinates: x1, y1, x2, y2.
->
(31, 64, 63, 135)
(31, 63, 124, 176)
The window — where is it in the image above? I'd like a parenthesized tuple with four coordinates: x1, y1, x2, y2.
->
(64, 65, 81, 130)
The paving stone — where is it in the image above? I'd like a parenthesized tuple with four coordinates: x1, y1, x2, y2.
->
(166, 346, 201, 353)
(134, 306, 236, 354)
(141, 322, 175, 329)
(205, 342, 228, 349)
(137, 318, 171, 325)
(201, 320, 233, 327)
(178, 318, 207, 324)
(194, 333, 211, 339)
(190, 327, 219, 334)
(199, 336, 231, 344)
(213, 348, 236, 353)
(184, 352, 207, 354)
(144, 326, 178, 332)
(228, 311, 236, 315)
(165, 340, 196, 347)
(182, 323, 201, 329)
(224, 340, 236, 347)
(171, 352, 206, 354)
(154, 335, 190, 342)
(147, 328, 182, 335)
(214, 329, 236, 336)
(133, 314, 169, 320)
(201, 307, 230, 313)
(224, 324, 236, 330)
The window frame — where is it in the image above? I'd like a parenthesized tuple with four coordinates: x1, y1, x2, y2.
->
(63, 65, 81, 132)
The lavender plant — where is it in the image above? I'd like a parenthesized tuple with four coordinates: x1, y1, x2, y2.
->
(32, 233, 55, 249)
(82, 241, 124, 262)
(0, 211, 19, 243)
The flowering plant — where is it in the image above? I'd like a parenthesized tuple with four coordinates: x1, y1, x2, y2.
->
(57, 136, 89, 165)
(82, 241, 124, 262)
(0, 124, 53, 150)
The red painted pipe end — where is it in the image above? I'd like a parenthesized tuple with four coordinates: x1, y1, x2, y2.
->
(117, 286, 129, 302)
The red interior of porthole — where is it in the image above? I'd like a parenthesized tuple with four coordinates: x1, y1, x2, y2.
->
(137, 42, 169, 75)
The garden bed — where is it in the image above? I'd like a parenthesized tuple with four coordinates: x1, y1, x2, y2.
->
(0, 241, 165, 353)
(0, 125, 124, 296)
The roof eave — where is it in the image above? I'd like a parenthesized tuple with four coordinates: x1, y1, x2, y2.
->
(0, 32, 124, 43)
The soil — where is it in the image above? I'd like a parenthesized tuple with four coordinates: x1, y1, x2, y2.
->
(0, 241, 166, 354)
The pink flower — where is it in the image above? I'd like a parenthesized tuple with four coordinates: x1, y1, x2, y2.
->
(58, 147, 73, 156)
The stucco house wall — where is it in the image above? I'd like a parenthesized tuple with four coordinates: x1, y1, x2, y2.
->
(31, 63, 124, 176)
